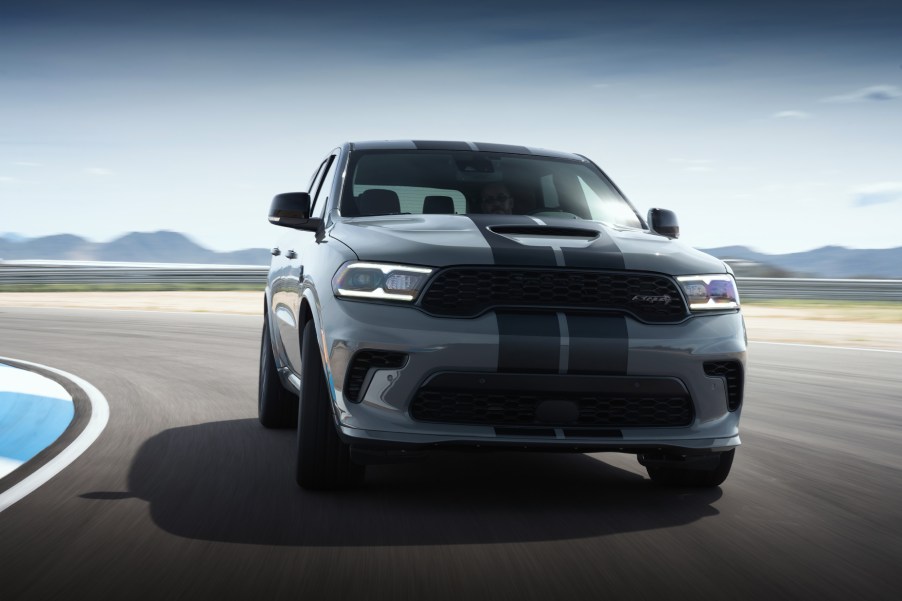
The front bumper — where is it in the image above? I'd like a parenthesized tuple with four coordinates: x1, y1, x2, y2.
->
(320, 297, 746, 454)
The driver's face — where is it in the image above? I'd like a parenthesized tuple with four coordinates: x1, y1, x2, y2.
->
(481, 186, 513, 214)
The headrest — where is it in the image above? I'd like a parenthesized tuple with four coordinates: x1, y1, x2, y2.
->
(423, 195, 455, 214)
(357, 189, 400, 216)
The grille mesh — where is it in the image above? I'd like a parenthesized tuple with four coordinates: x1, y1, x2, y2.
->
(410, 390, 693, 427)
(344, 350, 407, 402)
(704, 361, 744, 411)
(420, 268, 687, 322)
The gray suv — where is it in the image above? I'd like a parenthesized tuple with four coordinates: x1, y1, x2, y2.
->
(260, 140, 746, 489)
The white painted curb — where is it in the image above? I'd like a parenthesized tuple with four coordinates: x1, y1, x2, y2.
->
(0, 357, 110, 513)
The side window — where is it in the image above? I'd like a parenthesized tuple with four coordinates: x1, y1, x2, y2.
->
(307, 160, 327, 194)
(311, 155, 338, 218)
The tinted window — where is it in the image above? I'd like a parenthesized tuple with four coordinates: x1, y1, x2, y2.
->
(341, 150, 641, 228)
(311, 155, 338, 218)
(307, 160, 327, 194)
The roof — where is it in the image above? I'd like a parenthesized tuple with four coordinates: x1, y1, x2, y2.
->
(348, 140, 585, 161)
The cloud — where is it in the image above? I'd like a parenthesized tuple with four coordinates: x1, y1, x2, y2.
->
(0, 176, 16, 184)
(852, 182, 902, 207)
(821, 85, 902, 103)
(85, 167, 113, 176)
(772, 110, 811, 119)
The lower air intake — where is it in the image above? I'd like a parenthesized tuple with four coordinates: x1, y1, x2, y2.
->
(410, 390, 693, 427)
(703, 361, 744, 411)
(344, 350, 407, 402)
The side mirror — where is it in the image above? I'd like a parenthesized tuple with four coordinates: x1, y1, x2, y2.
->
(647, 208, 680, 239)
(268, 192, 321, 231)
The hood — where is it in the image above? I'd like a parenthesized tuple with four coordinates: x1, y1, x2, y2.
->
(329, 214, 727, 275)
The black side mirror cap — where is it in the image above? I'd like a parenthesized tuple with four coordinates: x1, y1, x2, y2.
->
(268, 192, 321, 231)
(647, 208, 680, 239)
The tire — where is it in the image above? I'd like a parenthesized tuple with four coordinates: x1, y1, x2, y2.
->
(258, 314, 298, 428)
(295, 320, 365, 489)
(645, 449, 735, 487)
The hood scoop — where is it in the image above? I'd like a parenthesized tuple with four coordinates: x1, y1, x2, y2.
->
(488, 225, 600, 249)
(489, 225, 599, 238)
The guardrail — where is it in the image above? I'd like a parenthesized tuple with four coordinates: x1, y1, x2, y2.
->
(735, 278, 902, 301)
(2, 262, 901, 301)
(0, 262, 268, 286)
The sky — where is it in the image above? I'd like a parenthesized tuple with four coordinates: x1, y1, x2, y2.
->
(1, 0, 901, 254)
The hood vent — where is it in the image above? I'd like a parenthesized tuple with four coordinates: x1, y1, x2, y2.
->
(489, 226, 599, 238)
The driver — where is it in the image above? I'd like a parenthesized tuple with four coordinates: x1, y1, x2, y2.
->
(479, 183, 514, 214)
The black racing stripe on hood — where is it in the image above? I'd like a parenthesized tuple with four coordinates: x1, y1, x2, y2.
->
(473, 142, 531, 154)
(497, 312, 560, 373)
(412, 140, 472, 150)
(467, 215, 558, 266)
(560, 230, 626, 269)
(565, 314, 628, 375)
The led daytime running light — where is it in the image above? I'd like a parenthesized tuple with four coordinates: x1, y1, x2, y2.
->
(350, 262, 433, 275)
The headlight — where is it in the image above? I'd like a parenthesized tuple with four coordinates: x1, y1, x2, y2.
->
(332, 262, 434, 302)
(676, 274, 740, 311)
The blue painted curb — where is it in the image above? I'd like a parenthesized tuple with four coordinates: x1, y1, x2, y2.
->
(0, 363, 75, 479)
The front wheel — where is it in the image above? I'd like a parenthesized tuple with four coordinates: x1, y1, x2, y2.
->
(258, 314, 298, 428)
(643, 449, 735, 487)
(295, 320, 365, 489)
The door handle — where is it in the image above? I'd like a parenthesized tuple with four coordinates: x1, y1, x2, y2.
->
(271, 247, 281, 256)
(286, 250, 298, 259)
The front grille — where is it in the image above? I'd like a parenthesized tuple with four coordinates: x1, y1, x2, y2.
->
(344, 350, 407, 402)
(419, 268, 688, 322)
(410, 390, 693, 427)
(704, 361, 744, 411)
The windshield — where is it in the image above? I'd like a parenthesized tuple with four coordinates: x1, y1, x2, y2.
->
(340, 150, 643, 228)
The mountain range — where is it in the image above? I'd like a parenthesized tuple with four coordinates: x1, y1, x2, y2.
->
(1, 231, 901, 278)
(702, 245, 902, 279)
(0, 231, 269, 266)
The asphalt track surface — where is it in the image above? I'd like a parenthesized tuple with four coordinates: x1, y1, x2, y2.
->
(0, 307, 900, 601)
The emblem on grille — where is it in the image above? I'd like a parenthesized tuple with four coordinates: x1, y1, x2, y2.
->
(631, 294, 672, 305)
